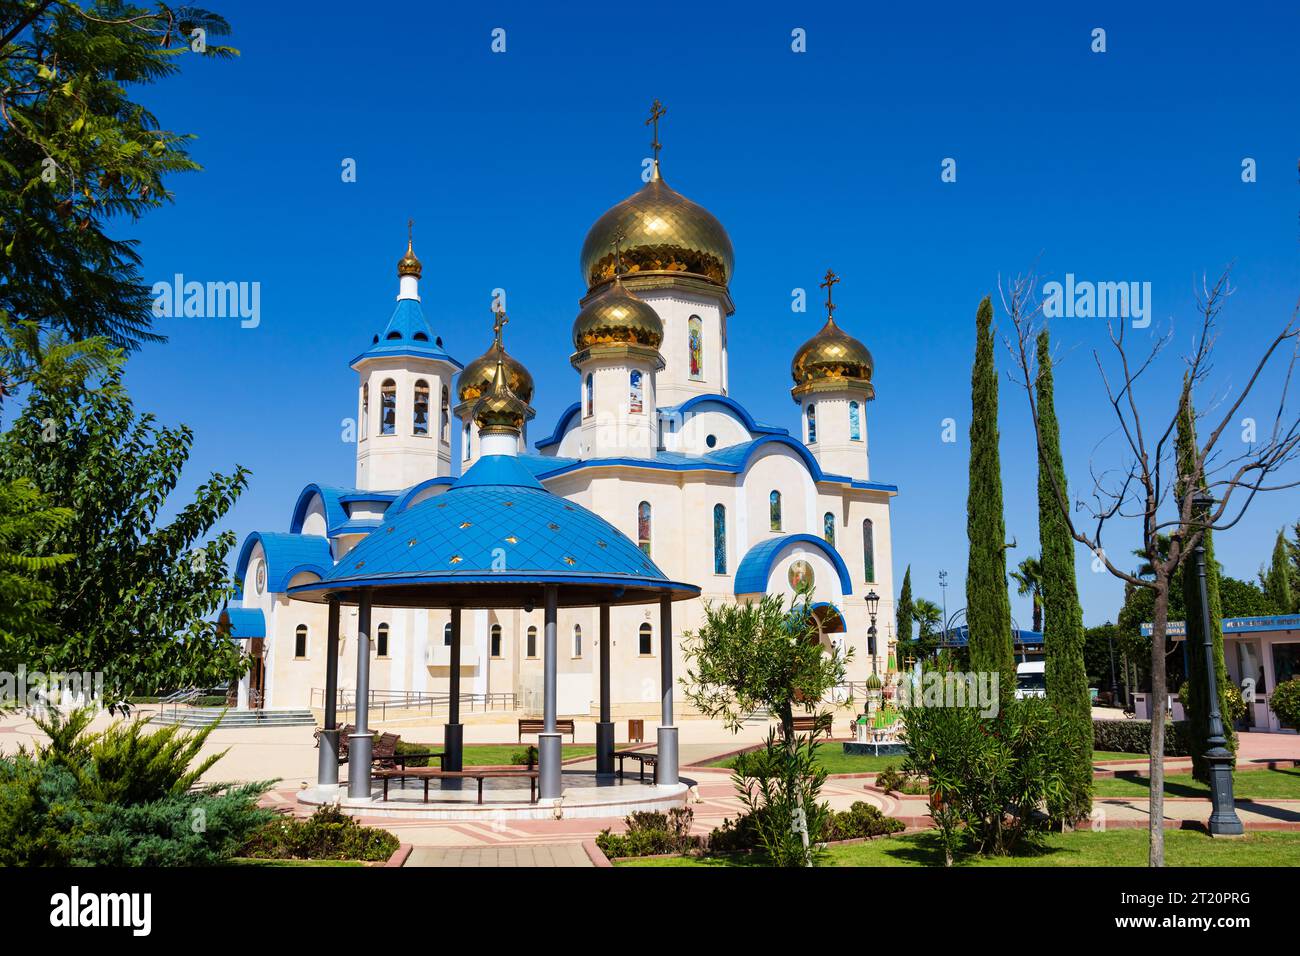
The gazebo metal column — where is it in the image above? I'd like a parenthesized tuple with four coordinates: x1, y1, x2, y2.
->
(656, 594, 678, 785)
(317, 597, 341, 786)
(539, 585, 563, 799)
(347, 589, 374, 799)
(596, 604, 614, 774)
(444, 606, 463, 771)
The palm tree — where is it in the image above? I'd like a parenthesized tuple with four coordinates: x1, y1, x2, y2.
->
(914, 598, 943, 639)
(1010, 555, 1044, 632)
(1133, 535, 1172, 580)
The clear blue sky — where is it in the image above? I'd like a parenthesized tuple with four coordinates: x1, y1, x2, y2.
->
(105, 0, 1299, 628)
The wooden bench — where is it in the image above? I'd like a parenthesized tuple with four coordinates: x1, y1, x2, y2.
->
(791, 714, 834, 738)
(612, 749, 658, 783)
(518, 718, 575, 743)
(316, 726, 440, 771)
(375, 766, 539, 804)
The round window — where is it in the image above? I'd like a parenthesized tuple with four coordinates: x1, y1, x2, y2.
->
(706, 434, 717, 448)
(255, 560, 267, 595)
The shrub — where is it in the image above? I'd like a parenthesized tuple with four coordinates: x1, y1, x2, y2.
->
(241, 805, 398, 862)
(823, 801, 906, 842)
(875, 765, 904, 792)
(903, 697, 1080, 865)
(392, 740, 440, 768)
(510, 746, 538, 766)
(595, 807, 701, 859)
(1178, 682, 1247, 725)
(730, 731, 829, 867)
(1093, 718, 1191, 756)
(1271, 678, 1300, 730)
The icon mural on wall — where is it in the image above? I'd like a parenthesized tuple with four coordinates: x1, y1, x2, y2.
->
(788, 559, 814, 591)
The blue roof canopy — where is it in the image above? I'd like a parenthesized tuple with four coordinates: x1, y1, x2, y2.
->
(217, 607, 266, 639)
(235, 532, 333, 594)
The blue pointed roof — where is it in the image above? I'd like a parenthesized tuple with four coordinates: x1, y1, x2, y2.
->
(351, 297, 462, 367)
(289, 454, 698, 609)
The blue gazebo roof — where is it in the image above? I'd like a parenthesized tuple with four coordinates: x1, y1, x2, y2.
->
(289, 454, 699, 609)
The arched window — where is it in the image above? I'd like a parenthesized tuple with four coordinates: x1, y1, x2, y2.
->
(688, 315, 703, 381)
(294, 624, 308, 659)
(413, 380, 430, 435)
(713, 504, 727, 574)
(629, 369, 644, 414)
(807, 403, 817, 443)
(440, 385, 450, 442)
(637, 501, 652, 556)
(824, 512, 835, 547)
(526, 625, 537, 658)
(443, 622, 453, 647)
(490, 623, 502, 658)
(572, 624, 583, 658)
(769, 491, 782, 531)
(380, 379, 397, 435)
(862, 518, 876, 583)
(849, 401, 862, 441)
(639, 622, 653, 656)
(376, 622, 389, 658)
(462, 423, 471, 460)
(585, 373, 594, 417)
(360, 383, 369, 440)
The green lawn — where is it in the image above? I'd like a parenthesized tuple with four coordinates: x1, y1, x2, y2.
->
(1094, 750, 1153, 762)
(616, 829, 1300, 868)
(705, 747, 903, 775)
(1094, 767, 1300, 800)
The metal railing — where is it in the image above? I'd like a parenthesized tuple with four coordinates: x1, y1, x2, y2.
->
(310, 688, 519, 722)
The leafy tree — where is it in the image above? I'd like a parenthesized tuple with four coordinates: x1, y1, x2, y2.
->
(0, 476, 72, 674)
(913, 597, 944, 659)
(1010, 555, 1043, 632)
(0, 1, 236, 349)
(0, 357, 248, 704)
(1034, 331, 1091, 820)
(895, 564, 914, 658)
(966, 296, 1015, 700)
(1288, 520, 1300, 602)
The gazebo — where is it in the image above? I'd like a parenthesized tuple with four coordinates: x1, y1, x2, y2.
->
(289, 334, 699, 805)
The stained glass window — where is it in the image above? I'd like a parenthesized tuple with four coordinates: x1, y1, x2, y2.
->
(688, 316, 703, 381)
(713, 503, 727, 574)
(380, 379, 396, 435)
(769, 491, 782, 531)
(630, 369, 643, 414)
(462, 425, 470, 461)
(863, 518, 876, 583)
(585, 373, 594, 416)
(824, 512, 835, 546)
(807, 403, 817, 443)
(413, 380, 430, 435)
(638, 501, 652, 555)
(849, 401, 861, 441)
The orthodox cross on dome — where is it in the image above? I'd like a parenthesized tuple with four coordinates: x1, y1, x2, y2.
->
(491, 304, 508, 350)
(819, 269, 841, 320)
(610, 232, 626, 277)
(646, 99, 666, 165)
(407, 218, 414, 245)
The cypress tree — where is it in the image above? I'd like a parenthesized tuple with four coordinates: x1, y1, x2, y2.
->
(1176, 383, 1236, 783)
(966, 297, 1015, 703)
(1035, 331, 1092, 820)
(896, 565, 915, 666)
(1264, 529, 1294, 613)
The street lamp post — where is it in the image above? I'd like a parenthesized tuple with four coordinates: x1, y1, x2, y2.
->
(1191, 489, 1244, 837)
(866, 589, 880, 675)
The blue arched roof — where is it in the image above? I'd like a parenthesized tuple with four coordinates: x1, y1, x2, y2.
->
(289, 454, 698, 605)
(534, 402, 581, 450)
(290, 484, 399, 535)
(734, 533, 854, 596)
(216, 607, 266, 639)
(235, 532, 333, 594)
(351, 298, 462, 367)
(811, 601, 847, 632)
(660, 394, 788, 436)
(386, 476, 457, 518)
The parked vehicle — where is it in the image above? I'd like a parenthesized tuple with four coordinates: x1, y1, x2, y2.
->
(1015, 661, 1047, 699)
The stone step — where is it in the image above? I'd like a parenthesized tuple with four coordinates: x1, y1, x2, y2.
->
(152, 708, 317, 728)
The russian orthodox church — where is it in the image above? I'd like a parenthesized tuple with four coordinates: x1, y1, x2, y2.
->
(225, 109, 897, 717)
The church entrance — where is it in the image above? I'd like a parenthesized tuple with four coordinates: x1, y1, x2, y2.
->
(247, 638, 265, 708)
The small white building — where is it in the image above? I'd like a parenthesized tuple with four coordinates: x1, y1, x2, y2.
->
(224, 142, 898, 718)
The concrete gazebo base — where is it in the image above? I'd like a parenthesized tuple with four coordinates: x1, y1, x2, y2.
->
(297, 773, 691, 822)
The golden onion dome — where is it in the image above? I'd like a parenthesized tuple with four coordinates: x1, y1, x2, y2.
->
(572, 276, 664, 350)
(473, 357, 534, 436)
(790, 317, 875, 397)
(580, 165, 734, 291)
(397, 239, 422, 278)
(457, 341, 534, 406)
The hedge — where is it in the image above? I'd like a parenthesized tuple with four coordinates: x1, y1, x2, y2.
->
(1093, 719, 1191, 756)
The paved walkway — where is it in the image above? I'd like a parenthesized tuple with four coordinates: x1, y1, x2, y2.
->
(405, 843, 592, 867)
